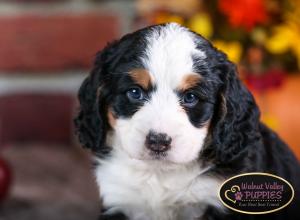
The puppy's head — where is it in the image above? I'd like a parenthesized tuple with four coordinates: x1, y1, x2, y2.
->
(75, 23, 260, 165)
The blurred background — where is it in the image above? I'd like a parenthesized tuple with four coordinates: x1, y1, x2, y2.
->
(0, 0, 299, 219)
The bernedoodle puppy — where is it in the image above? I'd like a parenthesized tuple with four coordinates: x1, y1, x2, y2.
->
(74, 23, 300, 220)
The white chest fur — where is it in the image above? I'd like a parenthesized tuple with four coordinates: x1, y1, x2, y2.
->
(95, 153, 223, 220)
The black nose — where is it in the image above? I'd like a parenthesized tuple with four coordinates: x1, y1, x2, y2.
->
(145, 131, 172, 153)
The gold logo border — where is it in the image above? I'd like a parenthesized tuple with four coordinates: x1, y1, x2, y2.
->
(218, 172, 295, 215)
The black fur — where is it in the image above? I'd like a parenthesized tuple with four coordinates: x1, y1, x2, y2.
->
(177, 84, 216, 127)
(98, 211, 128, 220)
(74, 24, 300, 220)
(74, 26, 158, 153)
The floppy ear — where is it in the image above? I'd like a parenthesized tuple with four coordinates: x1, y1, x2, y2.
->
(74, 51, 110, 153)
(205, 51, 261, 164)
(74, 33, 138, 153)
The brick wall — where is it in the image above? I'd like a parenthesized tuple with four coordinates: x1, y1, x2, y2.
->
(0, 13, 118, 72)
(0, 0, 134, 146)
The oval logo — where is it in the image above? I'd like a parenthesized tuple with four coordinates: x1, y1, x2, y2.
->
(219, 172, 294, 214)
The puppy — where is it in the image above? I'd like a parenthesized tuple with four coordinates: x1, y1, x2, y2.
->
(74, 23, 300, 220)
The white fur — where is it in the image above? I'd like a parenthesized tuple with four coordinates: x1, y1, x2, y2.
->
(96, 23, 222, 220)
(96, 152, 223, 220)
(115, 23, 208, 164)
(143, 23, 206, 90)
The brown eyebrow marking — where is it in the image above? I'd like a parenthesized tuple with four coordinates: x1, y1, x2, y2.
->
(178, 73, 202, 91)
(107, 107, 116, 128)
(129, 69, 152, 90)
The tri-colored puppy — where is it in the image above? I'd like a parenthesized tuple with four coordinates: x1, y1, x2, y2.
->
(75, 23, 300, 220)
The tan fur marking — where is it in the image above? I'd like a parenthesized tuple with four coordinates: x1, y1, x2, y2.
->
(178, 74, 202, 91)
(129, 69, 152, 89)
(107, 108, 116, 128)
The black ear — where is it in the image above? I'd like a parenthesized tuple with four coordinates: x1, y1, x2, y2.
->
(205, 51, 261, 164)
(74, 33, 139, 153)
(74, 50, 110, 153)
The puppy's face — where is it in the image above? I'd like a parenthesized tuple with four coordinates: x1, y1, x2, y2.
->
(103, 24, 220, 164)
(77, 23, 254, 165)
(112, 71, 212, 164)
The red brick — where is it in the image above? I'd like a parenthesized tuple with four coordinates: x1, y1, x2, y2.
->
(0, 13, 119, 72)
(0, 94, 74, 145)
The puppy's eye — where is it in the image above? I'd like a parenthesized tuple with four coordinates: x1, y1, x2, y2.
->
(126, 87, 144, 101)
(182, 92, 199, 107)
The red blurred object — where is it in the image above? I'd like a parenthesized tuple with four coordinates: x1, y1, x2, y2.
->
(0, 157, 11, 201)
(218, 0, 268, 31)
(0, 94, 73, 146)
(245, 69, 286, 93)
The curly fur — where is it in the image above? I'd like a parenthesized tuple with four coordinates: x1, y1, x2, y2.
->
(74, 23, 300, 220)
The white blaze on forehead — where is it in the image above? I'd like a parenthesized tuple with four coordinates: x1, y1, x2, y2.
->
(142, 23, 206, 88)
(112, 23, 210, 164)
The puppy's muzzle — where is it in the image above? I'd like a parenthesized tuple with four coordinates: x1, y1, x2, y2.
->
(145, 131, 172, 153)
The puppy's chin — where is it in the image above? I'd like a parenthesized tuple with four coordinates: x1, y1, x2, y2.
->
(143, 150, 168, 160)
(120, 146, 200, 168)
(140, 151, 179, 166)
(134, 155, 196, 172)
